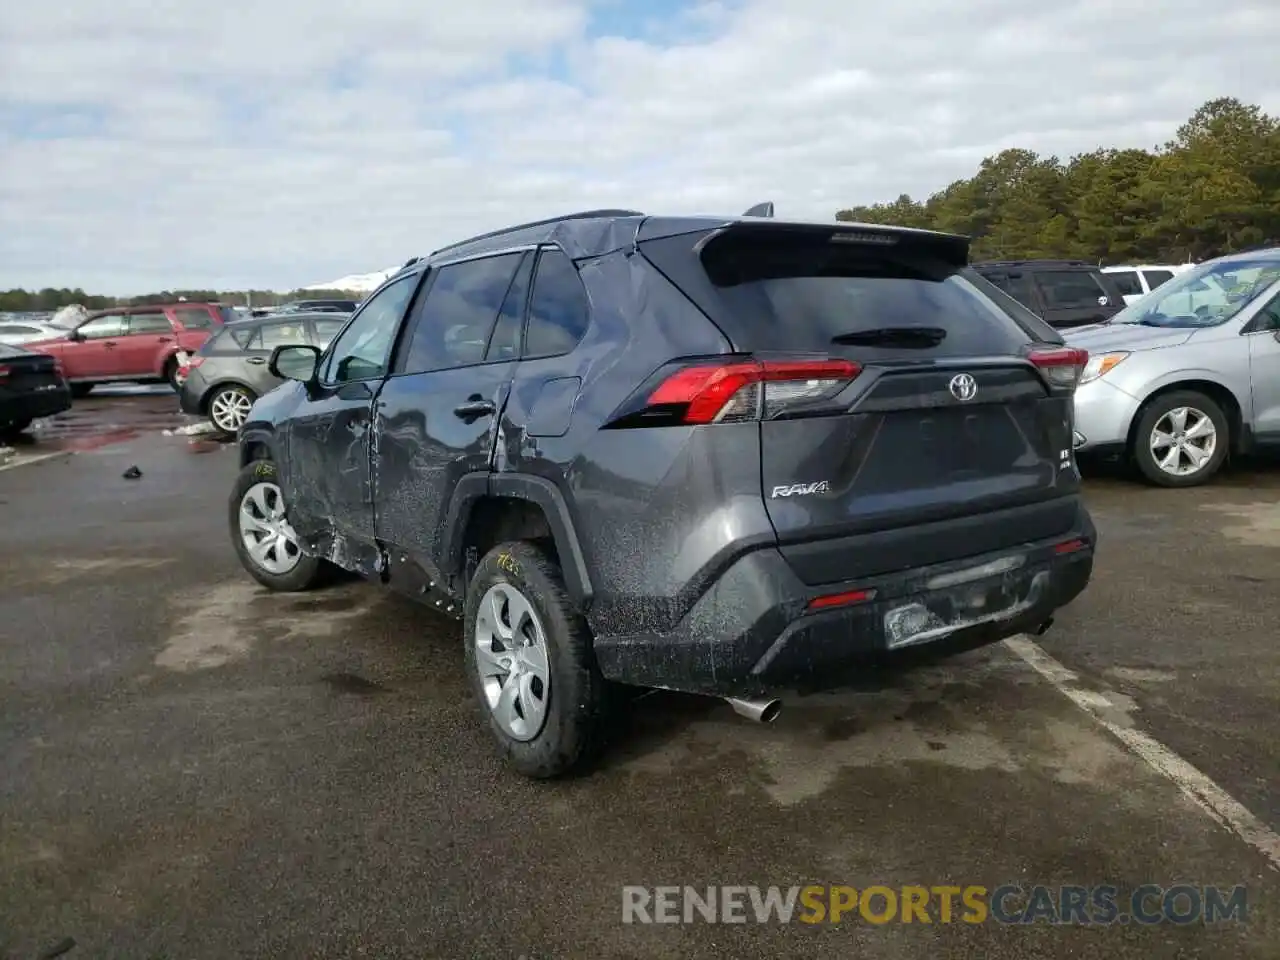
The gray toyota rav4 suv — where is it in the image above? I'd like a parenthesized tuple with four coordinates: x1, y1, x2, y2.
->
(229, 207, 1096, 778)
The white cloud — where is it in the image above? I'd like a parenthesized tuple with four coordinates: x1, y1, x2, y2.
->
(1, 0, 1277, 293)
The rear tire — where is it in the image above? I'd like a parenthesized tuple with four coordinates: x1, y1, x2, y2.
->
(463, 541, 612, 779)
(70, 383, 93, 399)
(164, 357, 181, 392)
(1131, 390, 1228, 488)
(229, 459, 327, 591)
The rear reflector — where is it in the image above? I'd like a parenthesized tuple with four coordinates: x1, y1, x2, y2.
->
(807, 588, 874, 611)
(1027, 346, 1089, 389)
(1053, 538, 1087, 555)
(646, 359, 861, 424)
(0, 365, 9, 381)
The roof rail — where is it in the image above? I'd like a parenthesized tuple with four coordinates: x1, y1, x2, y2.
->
(430, 209, 646, 257)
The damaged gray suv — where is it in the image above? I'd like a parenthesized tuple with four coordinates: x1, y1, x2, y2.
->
(229, 207, 1096, 778)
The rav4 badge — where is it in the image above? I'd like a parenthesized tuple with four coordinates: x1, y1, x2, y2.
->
(771, 481, 831, 498)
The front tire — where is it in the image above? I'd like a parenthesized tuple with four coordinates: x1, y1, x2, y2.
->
(464, 541, 611, 779)
(1132, 390, 1229, 488)
(208, 384, 256, 439)
(229, 459, 326, 591)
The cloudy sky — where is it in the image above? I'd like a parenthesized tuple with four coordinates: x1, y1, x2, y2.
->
(2, 0, 1277, 294)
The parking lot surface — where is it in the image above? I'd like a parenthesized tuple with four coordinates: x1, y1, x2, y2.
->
(1, 395, 1278, 959)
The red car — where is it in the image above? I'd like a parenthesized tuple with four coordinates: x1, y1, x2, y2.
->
(28, 303, 232, 396)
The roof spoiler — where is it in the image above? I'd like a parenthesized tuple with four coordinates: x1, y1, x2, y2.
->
(742, 201, 774, 218)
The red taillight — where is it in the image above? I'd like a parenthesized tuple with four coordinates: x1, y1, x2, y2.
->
(1027, 346, 1088, 389)
(644, 359, 861, 425)
(807, 588, 875, 611)
(0, 364, 10, 382)
(1053, 538, 1087, 555)
(186, 355, 205, 370)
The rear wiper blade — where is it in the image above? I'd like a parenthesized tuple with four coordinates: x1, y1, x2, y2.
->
(831, 326, 947, 347)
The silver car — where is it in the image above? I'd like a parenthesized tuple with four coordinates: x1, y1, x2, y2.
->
(1068, 247, 1280, 487)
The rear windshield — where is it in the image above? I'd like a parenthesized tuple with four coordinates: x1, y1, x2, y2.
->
(644, 229, 1034, 358)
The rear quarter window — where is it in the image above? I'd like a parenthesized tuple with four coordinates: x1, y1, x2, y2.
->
(646, 231, 1034, 359)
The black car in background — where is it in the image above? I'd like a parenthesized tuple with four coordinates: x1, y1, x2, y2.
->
(179, 312, 350, 437)
(0, 342, 72, 441)
(971, 259, 1127, 328)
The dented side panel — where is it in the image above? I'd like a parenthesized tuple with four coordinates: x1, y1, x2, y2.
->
(279, 380, 383, 575)
(372, 362, 517, 593)
(497, 248, 767, 638)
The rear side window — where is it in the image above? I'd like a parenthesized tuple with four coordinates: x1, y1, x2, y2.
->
(1143, 269, 1174, 290)
(252, 320, 310, 351)
(311, 317, 347, 348)
(1035, 270, 1109, 309)
(176, 307, 214, 329)
(1107, 271, 1143, 296)
(128, 312, 172, 334)
(523, 249, 590, 357)
(486, 252, 532, 361)
(224, 326, 255, 350)
(398, 253, 522, 374)
(646, 231, 1032, 358)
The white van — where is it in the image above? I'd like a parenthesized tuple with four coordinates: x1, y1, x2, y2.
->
(1101, 264, 1196, 305)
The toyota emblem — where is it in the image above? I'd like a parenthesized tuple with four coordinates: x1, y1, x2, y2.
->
(949, 373, 977, 402)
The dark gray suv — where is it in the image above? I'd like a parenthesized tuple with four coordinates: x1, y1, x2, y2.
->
(180, 312, 350, 436)
(228, 208, 1097, 778)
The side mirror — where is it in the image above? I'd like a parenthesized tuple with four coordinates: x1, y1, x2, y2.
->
(269, 344, 321, 382)
(68, 329, 85, 341)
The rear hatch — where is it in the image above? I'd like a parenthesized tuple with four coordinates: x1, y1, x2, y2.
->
(0, 347, 63, 396)
(637, 222, 1086, 584)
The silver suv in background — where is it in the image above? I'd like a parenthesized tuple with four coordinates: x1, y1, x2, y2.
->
(179, 312, 350, 437)
(1068, 248, 1280, 487)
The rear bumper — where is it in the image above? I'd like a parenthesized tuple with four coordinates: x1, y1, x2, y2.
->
(178, 373, 208, 416)
(1, 384, 72, 423)
(592, 513, 1095, 697)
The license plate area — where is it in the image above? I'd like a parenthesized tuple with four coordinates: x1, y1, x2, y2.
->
(884, 567, 1051, 650)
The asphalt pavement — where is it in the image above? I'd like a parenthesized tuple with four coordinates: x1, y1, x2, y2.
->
(1, 395, 1278, 959)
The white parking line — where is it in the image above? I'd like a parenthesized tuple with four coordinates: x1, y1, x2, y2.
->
(0, 451, 71, 473)
(1005, 635, 1280, 872)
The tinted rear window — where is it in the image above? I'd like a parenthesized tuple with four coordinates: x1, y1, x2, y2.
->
(645, 230, 1033, 358)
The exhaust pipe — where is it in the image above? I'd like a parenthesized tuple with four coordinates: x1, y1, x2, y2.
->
(726, 697, 782, 723)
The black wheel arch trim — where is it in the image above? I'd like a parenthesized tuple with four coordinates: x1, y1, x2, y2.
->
(442, 472, 594, 605)
(237, 425, 278, 466)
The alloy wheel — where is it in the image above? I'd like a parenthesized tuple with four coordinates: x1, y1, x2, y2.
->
(238, 481, 301, 575)
(473, 582, 552, 741)
(211, 388, 253, 434)
(1149, 406, 1217, 478)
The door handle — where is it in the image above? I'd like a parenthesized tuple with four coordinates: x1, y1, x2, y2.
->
(246, 357, 267, 365)
(158, 336, 174, 343)
(454, 399, 496, 419)
(103, 341, 118, 348)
